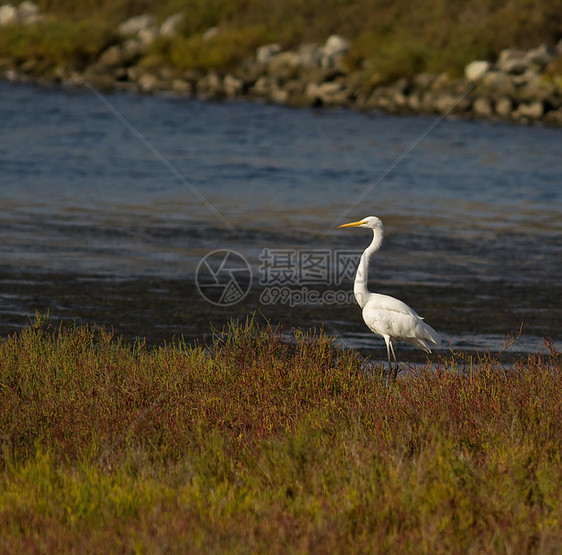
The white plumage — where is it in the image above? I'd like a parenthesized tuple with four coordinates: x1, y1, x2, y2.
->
(339, 216, 439, 375)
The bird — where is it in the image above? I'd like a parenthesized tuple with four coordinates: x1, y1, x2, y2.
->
(339, 216, 439, 378)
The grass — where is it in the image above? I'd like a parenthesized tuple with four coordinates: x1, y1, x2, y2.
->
(1, 0, 561, 79)
(0, 18, 114, 72)
(1, 315, 561, 552)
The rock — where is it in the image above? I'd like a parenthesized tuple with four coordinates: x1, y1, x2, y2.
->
(256, 44, 281, 64)
(97, 40, 143, 68)
(17, 1, 40, 25)
(495, 97, 513, 117)
(390, 91, 408, 109)
(296, 44, 322, 69)
(118, 14, 155, 36)
(321, 35, 350, 68)
(126, 65, 142, 81)
(160, 12, 184, 38)
(171, 78, 192, 94)
(465, 60, 490, 82)
(412, 73, 437, 90)
(511, 69, 540, 86)
(432, 93, 470, 114)
(479, 71, 515, 99)
(223, 74, 243, 96)
(268, 51, 299, 74)
(271, 86, 289, 104)
(305, 80, 348, 105)
(203, 26, 219, 40)
(517, 76, 555, 102)
(283, 79, 307, 105)
(496, 48, 528, 74)
(138, 72, 158, 91)
(513, 101, 544, 120)
(0, 1, 42, 26)
(543, 107, 562, 125)
(250, 75, 271, 96)
(407, 93, 422, 111)
(138, 27, 159, 46)
(524, 43, 554, 70)
(324, 35, 350, 57)
(0, 4, 17, 26)
(97, 45, 125, 68)
(122, 38, 146, 59)
(473, 97, 493, 117)
(197, 72, 223, 97)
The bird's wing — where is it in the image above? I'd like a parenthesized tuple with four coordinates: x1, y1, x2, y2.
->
(364, 293, 422, 318)
(362, 295, 440, 352)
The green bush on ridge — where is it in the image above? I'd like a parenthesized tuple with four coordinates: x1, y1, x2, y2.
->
(2, 0, 561, 80)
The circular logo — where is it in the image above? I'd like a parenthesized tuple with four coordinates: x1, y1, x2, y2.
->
(196, 249, 252, 306)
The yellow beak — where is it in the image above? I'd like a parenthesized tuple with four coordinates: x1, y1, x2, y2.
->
(338, 220, 366, 228)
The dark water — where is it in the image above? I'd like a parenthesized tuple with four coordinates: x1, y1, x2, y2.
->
(0, 81, 560, 361)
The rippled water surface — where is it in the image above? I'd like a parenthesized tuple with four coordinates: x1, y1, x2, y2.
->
(0, 81, 560, 360)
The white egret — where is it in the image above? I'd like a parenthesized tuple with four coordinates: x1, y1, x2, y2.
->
(339, 216, 439, 378)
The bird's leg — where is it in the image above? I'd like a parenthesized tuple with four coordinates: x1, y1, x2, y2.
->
(385, 339, 392, 385)
(390, 342, 398, 381)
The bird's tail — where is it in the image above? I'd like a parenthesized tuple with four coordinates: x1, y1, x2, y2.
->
(414, 321, 441, 353)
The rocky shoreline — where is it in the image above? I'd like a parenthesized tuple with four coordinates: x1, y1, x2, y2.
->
(2, 5, 562, 126)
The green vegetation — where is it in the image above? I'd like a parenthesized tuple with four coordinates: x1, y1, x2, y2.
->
(1, 316, 561, 552)
(1, 0, 561, 78)
(0, 18, 114, 71)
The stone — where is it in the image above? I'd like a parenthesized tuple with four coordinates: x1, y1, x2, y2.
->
(223, 74, 243, 96)
(517, 76, 555, 102)
(138, 72, 158, 91)
(480, 71, 515, 99)
(524, 43, 554, 69)
(270, 86, 289, 104)
(472, 97, 493, 117)
(432, 93, 463, 114)
(98, 40, 143, 67)
(412, 73, 437, 90)
(202, 26, 219, 40)
(513, 101, 544, 120)
(543, 107, 562, 125)
(256, 44, 281, 64)
(97, 45, 125, 68)
(323, 35, 350, 57)
(321, 35, 350, 68)
(464, 60, 490, 82)
(0, 4, 18, 26)
(17, 1, 40, 25)
(391, 91, 408, 108)
(160, 13, 184, 38)
(250, 76, 271, 96)
(171, 79, 192, 94)
(305, 80, 347, 105)
(296, 44, 322, 69)
(496, 48, 528, 74)
(118, 14, 155, 36)
(495, 97, 512, 117)
(122, 39, 146, 59)
(138, 27, 159, 46)
(407, 93, 422, 111)
(268, 51, 299, 73)
(197, 72, 223, 97)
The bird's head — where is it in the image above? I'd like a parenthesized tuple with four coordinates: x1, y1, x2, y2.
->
(338, 216, 383, 230)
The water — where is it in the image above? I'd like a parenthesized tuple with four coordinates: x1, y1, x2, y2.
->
(0, 81, 560, 360)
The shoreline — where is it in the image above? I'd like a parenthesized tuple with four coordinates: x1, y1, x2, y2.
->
(1, 7, 562, 126)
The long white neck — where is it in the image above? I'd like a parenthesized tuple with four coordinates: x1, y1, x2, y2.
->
(354, 227, 383, 309)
